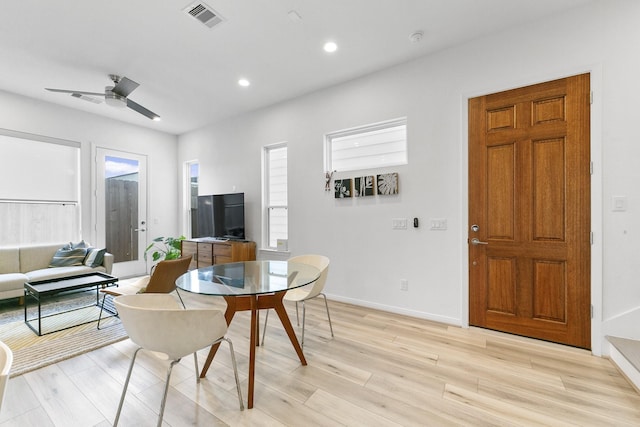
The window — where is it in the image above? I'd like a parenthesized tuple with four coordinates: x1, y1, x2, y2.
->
(325, 118, 407, 172)
(185, 161, 199, 238)
(264, 144, 287, 249)
(0, 130, 81, 245)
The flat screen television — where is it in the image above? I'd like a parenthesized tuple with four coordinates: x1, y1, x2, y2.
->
(195, 192, 245, 240)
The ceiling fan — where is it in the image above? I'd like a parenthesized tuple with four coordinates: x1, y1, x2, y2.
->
(45, 74, 160, 121)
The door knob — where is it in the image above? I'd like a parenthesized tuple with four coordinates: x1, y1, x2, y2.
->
(470, 238, 488, 245)
(134, 228, 146, 232)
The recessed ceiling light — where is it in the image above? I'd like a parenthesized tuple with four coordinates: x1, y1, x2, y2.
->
(238, 78, 250, 87)
(323, 41, 338, 53)
(152, 116, 161, 122)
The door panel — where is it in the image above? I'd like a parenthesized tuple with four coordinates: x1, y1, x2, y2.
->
(469, 74, 591, 349)
(96, 148, 148, 278)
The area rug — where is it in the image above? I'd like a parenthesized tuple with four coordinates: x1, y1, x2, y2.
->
(0, 292, 127, 377)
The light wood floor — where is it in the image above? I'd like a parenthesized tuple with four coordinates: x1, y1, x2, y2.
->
(1, 293, 639, 427)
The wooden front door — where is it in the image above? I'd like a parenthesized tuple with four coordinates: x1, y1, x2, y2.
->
(468, 74, 591, 349)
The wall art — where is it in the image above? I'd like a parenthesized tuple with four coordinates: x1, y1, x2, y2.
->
(334, 178, 352, 198)
(377, 173, 398, 195)
(354, 176, 375, 197)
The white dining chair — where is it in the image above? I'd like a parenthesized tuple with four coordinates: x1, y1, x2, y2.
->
(113, 294, 243, 427)
(0, 341, 13, 413)
(262, 254, 333, 347)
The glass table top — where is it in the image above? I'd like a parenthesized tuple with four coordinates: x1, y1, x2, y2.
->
(176, 260, 320, 296)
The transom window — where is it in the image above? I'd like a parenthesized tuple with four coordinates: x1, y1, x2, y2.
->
(325, 118, 407, 172)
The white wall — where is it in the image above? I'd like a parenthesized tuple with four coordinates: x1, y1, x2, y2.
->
(0, 89, 179, 271)
(179, 0, 640, 355)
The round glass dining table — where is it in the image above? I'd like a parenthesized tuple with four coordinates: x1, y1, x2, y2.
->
(176, 260, 320, 409)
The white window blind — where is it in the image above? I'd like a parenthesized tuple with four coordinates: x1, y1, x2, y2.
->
(0, 129, 81, 245)
(0, 129, 80, 203)
(326, 119, 407, 172)
(265, 144, 287, 248)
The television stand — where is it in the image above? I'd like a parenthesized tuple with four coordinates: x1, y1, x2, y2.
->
(181, 239, 256, 269)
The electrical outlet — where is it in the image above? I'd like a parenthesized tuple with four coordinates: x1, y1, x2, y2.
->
(400, 279, 408, 291)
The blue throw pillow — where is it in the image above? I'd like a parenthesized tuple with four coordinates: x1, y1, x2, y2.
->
(84, 248, 106, 267)
(72, 240, 91, 249)
(49, 246, 88, 267)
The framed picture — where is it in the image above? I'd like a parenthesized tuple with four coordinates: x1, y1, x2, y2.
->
(377, 173, 398, 195)
(334, 178, 352, 198)
(354, 176, 375, 197)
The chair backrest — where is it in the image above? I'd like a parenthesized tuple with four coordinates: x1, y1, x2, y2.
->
(145, 256, 192, 293)
(288, 254, 330, 299)
(114, 294, 227, 361)
(0, 341, 13, 412)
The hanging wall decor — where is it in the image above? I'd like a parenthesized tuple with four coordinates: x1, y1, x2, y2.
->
(377, 172, 399, 195)
(324, 170, 336, 191)
(334, 178, 352, 198)
(354, 176, 375, 197)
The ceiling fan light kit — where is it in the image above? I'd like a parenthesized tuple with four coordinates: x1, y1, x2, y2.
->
(105, 89, 127, 108)
(45, 74, 160, 121)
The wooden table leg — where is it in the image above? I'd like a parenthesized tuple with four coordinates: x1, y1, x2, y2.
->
(199, 292, 306, 409)
(248, 295, 258, 409)
(199, 296, 237, 378)
(272, 292, 307, 365)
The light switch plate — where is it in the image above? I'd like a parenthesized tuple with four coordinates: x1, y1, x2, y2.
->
(430, 218, 447, 230)
(392, 218, 408, 229)
(612, 196, 627, 212)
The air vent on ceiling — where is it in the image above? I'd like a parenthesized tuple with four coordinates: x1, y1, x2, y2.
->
(184, 2, 225, 29)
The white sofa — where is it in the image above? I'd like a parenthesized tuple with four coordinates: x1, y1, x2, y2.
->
(0, 243, 114, 301)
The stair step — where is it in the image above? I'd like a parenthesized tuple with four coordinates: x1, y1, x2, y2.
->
(607, 336, 640, 392)
(607, 335, 640, 372)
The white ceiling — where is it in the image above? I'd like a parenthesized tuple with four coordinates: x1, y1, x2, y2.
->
(0, 0, 593, 135)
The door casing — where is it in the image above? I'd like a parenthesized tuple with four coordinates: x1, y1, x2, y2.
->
(94, 147, 148, 278)
(460, 69, 603, 355)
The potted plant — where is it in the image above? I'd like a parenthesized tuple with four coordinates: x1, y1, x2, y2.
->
(144, 236, 186, 262)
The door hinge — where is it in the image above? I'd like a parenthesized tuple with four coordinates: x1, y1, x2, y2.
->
(590, 91, 594, 104)
(590, 161, 594, 175)
(591, 304, 594, 319)
(590, 231, 594, 245)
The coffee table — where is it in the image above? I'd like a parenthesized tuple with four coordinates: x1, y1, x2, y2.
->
(24, 272, 119, 336)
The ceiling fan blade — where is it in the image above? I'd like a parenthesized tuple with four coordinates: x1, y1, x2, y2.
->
(127, 99, 160, 121)
(45, 88, 105, 96)
(112, 77, 139, 97)
(71, 93, 103, 104)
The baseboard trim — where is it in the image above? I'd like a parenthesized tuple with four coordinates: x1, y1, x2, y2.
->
(326, 293, 461, 326)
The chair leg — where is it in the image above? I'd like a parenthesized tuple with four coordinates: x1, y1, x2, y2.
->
(157, 360, 179, 427)
(295, 301, 300, 326)
(261, 309, 270, 346)
(320, 293, 334, 337)
(301, 301, 306, 348)
(193, 352, 200, 383)
(223, 337, 244, 411)
(114, 347, 142, 426)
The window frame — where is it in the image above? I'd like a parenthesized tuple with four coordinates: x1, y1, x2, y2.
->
(262, 142, 288, 250)
(324, 117, 408, 173)
(183, 160, 199, 238)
